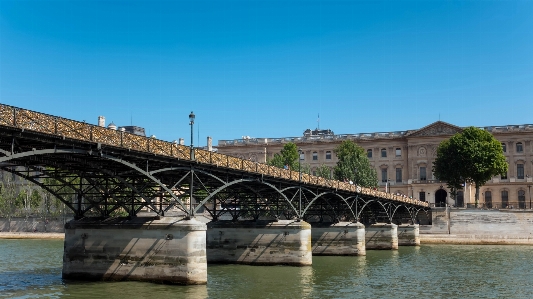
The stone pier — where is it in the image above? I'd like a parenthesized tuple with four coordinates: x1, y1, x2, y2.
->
(397, 224, 420, 246)
(310, 222, 366, 256)
(206, 220, 312, 266)
(62, 217, 207, 285)
(365, 223, 398, 250)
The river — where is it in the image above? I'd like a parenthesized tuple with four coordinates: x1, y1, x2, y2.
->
(1, 239, 532, 298)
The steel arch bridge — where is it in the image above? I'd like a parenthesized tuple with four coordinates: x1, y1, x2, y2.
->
(0, 103, 430, 224)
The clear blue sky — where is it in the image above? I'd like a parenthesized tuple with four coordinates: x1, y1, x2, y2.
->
(1, 0, 532, 146)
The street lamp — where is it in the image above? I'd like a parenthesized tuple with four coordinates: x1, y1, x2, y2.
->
(189, 111, 195, 160)
(298, 148, 303, 220)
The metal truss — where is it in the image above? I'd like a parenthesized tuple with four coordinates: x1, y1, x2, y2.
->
(0, 103, 430, 222)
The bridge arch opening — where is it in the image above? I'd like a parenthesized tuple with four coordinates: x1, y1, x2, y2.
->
(435, 189, 447, 207)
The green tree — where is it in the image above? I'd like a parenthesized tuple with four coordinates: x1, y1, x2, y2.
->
(268, 142, 300, 171)
(433, 126, 508, 207)
(315, 164, 333, 179)
(333, 140, 378, 188)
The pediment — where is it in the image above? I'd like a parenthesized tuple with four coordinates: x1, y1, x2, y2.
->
(406, 121, 462, 137)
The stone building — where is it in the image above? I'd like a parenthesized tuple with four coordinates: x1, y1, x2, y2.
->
(216, 121, 533, 208)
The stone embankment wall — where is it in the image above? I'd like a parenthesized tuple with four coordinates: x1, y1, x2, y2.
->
(0, 217, 68, 233)
(421, 208, 533, 245)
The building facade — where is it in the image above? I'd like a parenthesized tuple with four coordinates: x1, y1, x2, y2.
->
(216, 121, 533, 208)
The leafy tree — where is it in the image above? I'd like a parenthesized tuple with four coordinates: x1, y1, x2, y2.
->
(333, 140, 378, 188)
(315, 164, 333, 179)
(268, 142, 300, 171)
(433, 126, 507, 207)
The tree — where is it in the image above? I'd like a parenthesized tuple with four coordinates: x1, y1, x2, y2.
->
(268, 142, 300, 171)
(333, 140, 378, 188)
(315, 164, 333, 179)
(433, 126, 507, 207)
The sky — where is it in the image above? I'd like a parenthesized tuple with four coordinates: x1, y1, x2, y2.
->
(1, 0, 532, 147)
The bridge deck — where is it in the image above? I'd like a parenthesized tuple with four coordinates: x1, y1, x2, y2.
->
(0, 103, 427, 208)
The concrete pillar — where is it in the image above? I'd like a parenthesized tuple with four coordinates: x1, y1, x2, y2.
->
(62, 217, 207, 285)
(206, 220, 312, 266)
(397, 224, 420, 246)
(310, 222, 366, 256)
(365, 223, 398, 250)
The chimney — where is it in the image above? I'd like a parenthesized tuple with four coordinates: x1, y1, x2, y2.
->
(98, 116, 105, 127)
(179, 138, 185, 145)
(207, 136, 212, 152)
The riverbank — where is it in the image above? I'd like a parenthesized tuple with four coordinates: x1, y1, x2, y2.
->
(420, 233, 533, 245)
(0, 232, 64, 239)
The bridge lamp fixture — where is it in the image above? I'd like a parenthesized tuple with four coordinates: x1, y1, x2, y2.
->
(189, 111, 195, 160)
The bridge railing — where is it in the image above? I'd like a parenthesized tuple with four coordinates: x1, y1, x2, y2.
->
(0, 103, 429, 207)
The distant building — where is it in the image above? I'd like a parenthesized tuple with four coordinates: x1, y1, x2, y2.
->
(96, 116, 146, 137)
(216, 121, 533, 209)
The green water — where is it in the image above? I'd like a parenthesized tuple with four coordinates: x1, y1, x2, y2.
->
(1, 240, 532, 298)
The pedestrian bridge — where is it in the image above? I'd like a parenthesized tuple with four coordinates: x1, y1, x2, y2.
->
(0, 103, 430, 285)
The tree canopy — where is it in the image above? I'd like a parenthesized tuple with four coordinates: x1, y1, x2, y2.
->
(433, 126, 507, 207)
(268, 142, 309, 173)
(333, 140, 378, 188)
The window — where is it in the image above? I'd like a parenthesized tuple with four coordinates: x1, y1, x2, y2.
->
(485, 191, 492, 209)
(381, 148, 387, 158)
(395, 148, 401, 157)
(312, 152, 318, 161)
(367, 149, 372, 158)
(501, 172, 507, 180)
(420, 167, 427, 181)
(325, 151, 332, 160)
(516, 142, 523, 153)
(312, 170, 316, 176)
(518, 190, 526, 208)
(381, 168, 388, 183)
(456, 191, 464, 207)
(517, 164, 524, 179)
(395, 168, 402, 183)
(419, 192, 426, 202)
(501, 143, 506, 153)
(299, 152, 305, 160)
(501, 190, 509, 208)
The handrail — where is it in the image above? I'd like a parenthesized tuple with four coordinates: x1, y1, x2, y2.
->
(0, 103, 429, 207)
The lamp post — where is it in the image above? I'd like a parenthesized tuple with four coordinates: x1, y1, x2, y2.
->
(527, 175, 531, 209)
(188, 111, 195, 219)
(298, 148, 303, 220)
(189, 111, 195, 161)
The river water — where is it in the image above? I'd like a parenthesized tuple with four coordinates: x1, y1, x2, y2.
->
(1, 239, 532, 299)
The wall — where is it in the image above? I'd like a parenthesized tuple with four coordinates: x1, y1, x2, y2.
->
(0, 217, 68, 233)
(420, 208, 533, 244)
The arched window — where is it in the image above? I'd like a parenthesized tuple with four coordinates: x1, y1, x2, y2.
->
(501, 190, 509, 208)
(516, 142, 523, 153)
(395, 148, 401, 157)
(485, 191, 492, 209)
(325, 151, 332, 160)
(381, 148, 387, 158)
(367, 149, 372, 158)
(518, 190, 526, 209)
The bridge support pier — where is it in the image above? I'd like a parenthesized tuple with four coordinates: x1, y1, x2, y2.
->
(310, 222, 366, 256)
(397, 224, 420, 246)
(206, 220, 312, 266)
(62, 217, 207, 285)
(365, 223, 398, 250)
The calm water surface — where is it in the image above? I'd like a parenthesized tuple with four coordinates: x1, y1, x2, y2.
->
(1, 239, 532, 299)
